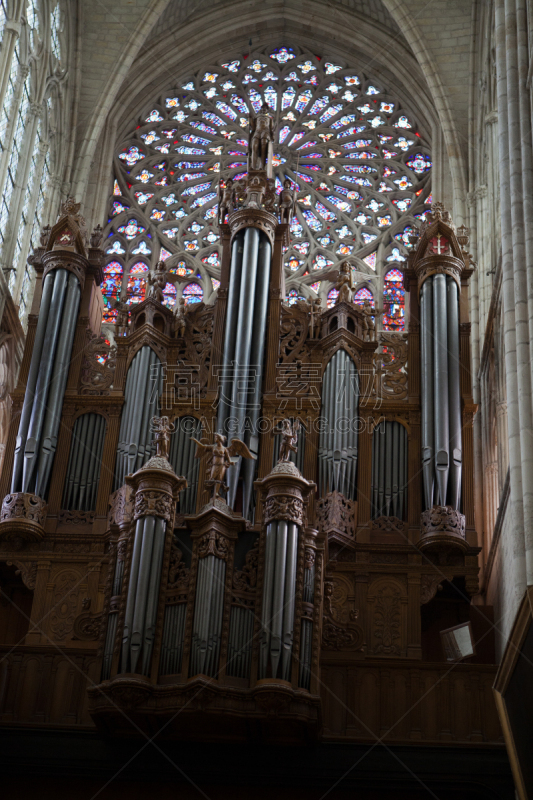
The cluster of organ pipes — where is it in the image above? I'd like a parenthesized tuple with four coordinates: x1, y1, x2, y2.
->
(370, 421, 408, 520)
(259, 519, 299, 681)
(121, 515, 168, 675)
(420, 274, 462, 511)
(217, 228, 272, 517)
(62, 413, 106, 511)
(318, 349, 359, 500)
(114, 346, 163, 489)
(12, 267, 81, 498)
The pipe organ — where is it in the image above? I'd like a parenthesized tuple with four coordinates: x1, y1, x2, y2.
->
(0, 124, 489, 746)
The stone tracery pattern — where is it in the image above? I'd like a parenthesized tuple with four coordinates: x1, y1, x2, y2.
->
(104, 44, 431, 324)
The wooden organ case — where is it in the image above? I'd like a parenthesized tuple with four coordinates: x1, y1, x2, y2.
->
(0, 179, 501, 746)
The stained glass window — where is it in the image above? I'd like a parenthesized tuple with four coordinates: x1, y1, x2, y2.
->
(183, 282, 204, 305)
(104, 45, 430, 326)
(354, 287, 374, 306)
(327, 287, 339, 308)
(383, 268, 405, 331)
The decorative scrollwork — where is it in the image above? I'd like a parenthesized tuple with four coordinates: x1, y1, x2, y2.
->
(1, 493, 47, 525)
(80, 332, 117, 395)
(6, 560, 37, 591)
(279, 303, 310, 364)
(198, 530, 229, 560)
(58, 509, 96, 525)
(174, 302, 214, 399)
(233, 540, 259, 594)
(316, 491, 355, 542)
(73, 611, 103, 641)
(420, 574, 443, 605)
(108, 485, 134, 529)
(373, 333, 408, 401)
(421, 505, 466, 538)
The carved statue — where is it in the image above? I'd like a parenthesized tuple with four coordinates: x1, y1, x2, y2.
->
(173, 296, 187, 338)
(278, 418, 300, 463)
(218, 178, 234, 223)
(151, 416, 175, 460)
(335, 260, 355, 303)
(90, 224, 103, 249)
(192, 432, 255, 499)
(249, 103, 274, 172)
(40, 224, 51, 249)
(114, 299, 129, 336)
(245, 174, 266, 209)
(146, 260, 167, 303)
(308, 296, 322, 339)
(278, 179, 296, 224)
(360, 299, 379, 341)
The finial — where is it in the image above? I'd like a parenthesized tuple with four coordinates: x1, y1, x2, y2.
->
(40, 224, 51, 249)
(60, 196, 81, 217)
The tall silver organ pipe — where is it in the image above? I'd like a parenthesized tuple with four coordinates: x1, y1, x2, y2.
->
(318, 349, 359, 499)
(169, 417, 201, 514)
(114, 346, 163, 489)
(371, 421, 408, 519)
(121, 515, 167, 675)
(12, 268, 81, 496)
(420, 274, 462, 509)
(189, 554, 226, 677)
(217, 227, 271, 513)
(62, 413, 107, 511)
(259, 520, 298, 681)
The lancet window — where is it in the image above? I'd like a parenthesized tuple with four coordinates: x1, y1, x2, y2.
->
(0, 0, 69, 328)
(104, 45, 431, 328)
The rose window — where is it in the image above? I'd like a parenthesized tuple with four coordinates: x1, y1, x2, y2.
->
(103, 45, 431, 326)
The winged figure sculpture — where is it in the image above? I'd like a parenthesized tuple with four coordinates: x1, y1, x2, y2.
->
(192, 432, 255, 499)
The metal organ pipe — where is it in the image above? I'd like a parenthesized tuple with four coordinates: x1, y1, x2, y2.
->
(447, 277, 462, 510)
(121, 514, 166, 676)
(420, 279, 435, 509)
(259, 520, 299, 681)
(420, 275, 462, 510)
(114, 346, 163, 489)
(169, 417, 201, 515)
(241, 235, 272, 519)
(216, 228, 271, 514)
(217, 231, 245, 435)
(318, 349, 359, 499)
(22, 269, 69, 492)
(12, 271, 55, 492)
(34, 273, 81, 497)
(433, 274, 450, 505)
(370, 422, 408, 520)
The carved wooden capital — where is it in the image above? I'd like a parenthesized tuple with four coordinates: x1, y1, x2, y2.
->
(264, 492, 305, 527)
(0, 492, 47, 544)
(134, 488, 174, 522)
(42, 250, 89, 290)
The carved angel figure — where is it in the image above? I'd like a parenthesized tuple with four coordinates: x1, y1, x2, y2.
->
(192, 432, 255, 499)
(146, 260, 167, 303)
(360, 298, 380, 341)
(151, 416, 175, 460)
(218, 178, 234, 223)
(173, 296, 187, 338)
(335, 260, 355, 304)
(278, 418, 300, 463)
(249, 103, 274, 172)
(278, 178, 296, 224)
